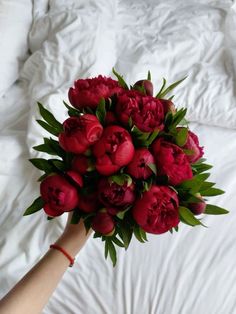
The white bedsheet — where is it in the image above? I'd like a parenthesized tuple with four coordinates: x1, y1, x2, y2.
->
(1, 0, 236, 313)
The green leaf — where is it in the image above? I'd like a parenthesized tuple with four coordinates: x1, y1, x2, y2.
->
(179, 206, 204, 227)
(143, 180, 152, 192)
(96, 98, 106, 125)
(63, 101, 81, 117)
(119, 223, 133, 250)
(33, 138, 65, 157)
(199, 181, 215, 192)
(36, 120, 59, 136)
(107, 239, 117, 267)
(112, 68, 129, 89)
(109, 174, 132, 187)
(194, 158, 207, 165)
(46, 138, 65, 158)
(147, 163, 157, 175)
(37, 173, 48, 182)
(38, 102, 63, 131)
(204, 204, 229, 215)
(23, 197, 44, 216)
(116, 207, 131, 220)
(192, 163, 213, 174)
(146, 130, 159, 146)
(105, 239, 109, 259)
(128, 117, 133, 129)
(49, 159, 66, 171)
(157, 76, 187, 99)
(183, 149, 194, 156)
(174, 226, 179, 232)
(170, 108, 187, 129)
(33, 143, 56, 155)
(139, 227, 147, 241)
(178, 117, 189, 126)
(29, 158, 53, 173)
(147, 70, 151, 81)
(200, 188, 225, 197)
(133, 225, 145, 243)
(132, 125, 150, 140)
(164, 111, 173, 127)
(133, 83, 146, 94)
(156, 78, 166, 98)
(175, 128, 188, 146)
(180, 173, 211, 192)
(112, 236, 125, 247)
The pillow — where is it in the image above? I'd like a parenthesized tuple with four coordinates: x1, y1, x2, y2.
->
(0, 0, 32, 97)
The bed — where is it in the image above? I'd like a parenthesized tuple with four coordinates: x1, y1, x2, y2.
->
(0, 1, 236, 313)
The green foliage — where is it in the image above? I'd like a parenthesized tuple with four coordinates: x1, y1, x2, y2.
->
(109, 174, 132, 187)
(133, 225, 148, 242)
(112, 68, 129, 89)
(175, 127, 188, 146)
(156, 76, 187, 98)
(96, 98, 106, 125)
(33, 138, 65, 158)
(204, 204, 229, 215)
(23, 197, 44, 216)
(63, 101, 82, 116)
(29, 158, 65, 175)
(104, 238, 117, 267)
(38, 102, 63, 130)
(179, 206, 204, 227)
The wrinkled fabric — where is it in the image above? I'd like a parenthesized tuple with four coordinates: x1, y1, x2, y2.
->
(0, 1, 236, 314)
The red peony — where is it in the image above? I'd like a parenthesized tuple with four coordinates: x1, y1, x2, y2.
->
(126, 148, 155, 180)
(132, 185, 179, 234)
(92, 210, 115, 235)
(59, 114, 103, 154)
(133, 80, 153, 96)
(152, 139, 193, 185)
(40, 174, 81, 217)
(116, 90, 165, 132)
(68, 75, 123, 109)
(180, 129, 204, 163)
(93, 125, 135, 176)
(98, 178, 135, 212)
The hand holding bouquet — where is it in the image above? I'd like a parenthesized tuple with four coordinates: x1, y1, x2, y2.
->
(24, 69, 228, 266)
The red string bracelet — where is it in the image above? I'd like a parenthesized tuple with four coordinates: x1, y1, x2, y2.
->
(50, 244, 75, 267)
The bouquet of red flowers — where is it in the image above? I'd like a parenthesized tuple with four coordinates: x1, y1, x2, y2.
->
(24, 69, 228, 266)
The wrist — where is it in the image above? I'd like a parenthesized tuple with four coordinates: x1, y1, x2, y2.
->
(55, 234, 84, 257)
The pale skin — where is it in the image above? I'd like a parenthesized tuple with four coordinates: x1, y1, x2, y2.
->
(0, 213, 92, 314)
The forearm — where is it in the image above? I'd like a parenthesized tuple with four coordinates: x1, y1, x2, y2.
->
(0, 234, 84, 314)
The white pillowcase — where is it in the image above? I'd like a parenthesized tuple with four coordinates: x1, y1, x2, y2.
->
(0, 0, 32, 97)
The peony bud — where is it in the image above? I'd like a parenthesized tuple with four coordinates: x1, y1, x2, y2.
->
(133, 80, 153, 96)
(92, 210, 115, 235)
(189, 194, 206, 215)
(160, 99, 176, 115)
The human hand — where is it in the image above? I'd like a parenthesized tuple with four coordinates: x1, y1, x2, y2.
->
(56, 212, 93, 257)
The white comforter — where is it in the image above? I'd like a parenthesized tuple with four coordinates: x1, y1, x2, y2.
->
(1, 1, 236, 313)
